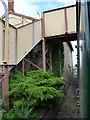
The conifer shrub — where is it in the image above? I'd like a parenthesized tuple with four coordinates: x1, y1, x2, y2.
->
(4, 70, 66, 119)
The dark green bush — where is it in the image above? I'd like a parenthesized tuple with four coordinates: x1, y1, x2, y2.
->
(52, 42, 64, 77)
(4, 70, 66, 119)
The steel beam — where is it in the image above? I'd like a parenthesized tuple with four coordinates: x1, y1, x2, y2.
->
(24, 58, 42, 70)
(46, 59, 50, 67)
(45, 48, 49, 55)
(24, 63, 30, 72)
(39, 63, 43, 67)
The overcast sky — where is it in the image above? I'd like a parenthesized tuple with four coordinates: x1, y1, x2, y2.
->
(0, 0, 77, 66)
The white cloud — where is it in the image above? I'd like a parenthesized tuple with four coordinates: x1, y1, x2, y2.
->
(14, 0, 40, 19)
(0, 0, 75, 18)
(58, 0, 75, 4)
(42, 3, 58, 12)
(23, 0, 75, 3)
(13, 0, 75, 19)
(0, 0, 40, 18)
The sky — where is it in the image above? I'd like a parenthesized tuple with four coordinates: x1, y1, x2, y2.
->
(71, 41, 77, 67)
(0, 0, 76, 18)
(0, 0, 77, 66)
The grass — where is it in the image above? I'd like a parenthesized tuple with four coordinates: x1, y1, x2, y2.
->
(64, 104, 72, 110)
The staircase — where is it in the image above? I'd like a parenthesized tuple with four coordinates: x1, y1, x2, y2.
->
(0, 5, 76, 66)
(0, 5, 76, 105)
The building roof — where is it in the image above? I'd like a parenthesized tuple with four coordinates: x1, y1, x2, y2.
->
(2, 12, 39, 28)
(9, 12, 38, 22)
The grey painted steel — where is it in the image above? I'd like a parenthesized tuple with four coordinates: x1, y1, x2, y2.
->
(14, 17, 23, 26)
(77, 1, 90, 118)
(0, 0, 8, 23)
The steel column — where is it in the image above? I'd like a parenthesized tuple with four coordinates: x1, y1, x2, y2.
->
(31, 50, 34, 70)
(42, 13, 45, 38)
(2, 66, 4, 99)
(64, 8, 68, 33)
(42, 39, 46, 72)
(42, 11, 46, 72)
(5, 66, 9, 110)
(59, 46, 61, 76)
(22, 59, 25, 75)
(49, 44, 52, 72)
(2, 66, 9, 110)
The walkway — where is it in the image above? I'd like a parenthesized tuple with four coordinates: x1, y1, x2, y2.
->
(56, 77, 80, 118)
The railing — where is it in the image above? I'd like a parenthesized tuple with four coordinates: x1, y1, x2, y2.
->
(43, 5, 76, 38)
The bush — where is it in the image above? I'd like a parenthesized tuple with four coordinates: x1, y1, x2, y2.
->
(4, 70, 66, 119)
(0, 99, 7, 119)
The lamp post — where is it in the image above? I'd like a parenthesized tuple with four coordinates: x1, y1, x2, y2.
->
(0, 0, 9, 63)
(0, 0, 9, 112)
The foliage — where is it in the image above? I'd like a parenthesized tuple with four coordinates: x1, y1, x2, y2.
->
(3, 109, 15, 119)
(4, 107, 36, 119)
(0, 99, 7, 119)
(4, 70, 66, 119)
(75, 64, 78, 68)
(74, 67, 77, 71)
(15, 107, 33, 119)
(0, 99, 7, 109)
(52, 42, 64, 77)
(59, 42, 64, 74)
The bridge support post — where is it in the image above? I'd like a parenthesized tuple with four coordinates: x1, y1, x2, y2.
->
(42, 39, 46, 72)
(22, 59, 25, 75)
(49, 44, 52, 72)
(2, 65, 9, 110)
(31, 50, 34, 70)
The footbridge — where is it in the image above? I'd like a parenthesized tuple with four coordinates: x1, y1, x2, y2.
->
(0, 4, 77, 106)
(0, 4, 76, 66)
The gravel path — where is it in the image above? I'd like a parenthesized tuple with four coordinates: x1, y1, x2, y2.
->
(56, 77, 80, 118)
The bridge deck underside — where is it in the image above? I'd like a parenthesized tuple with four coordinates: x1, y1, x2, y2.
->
(46, 33, 77, 43)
